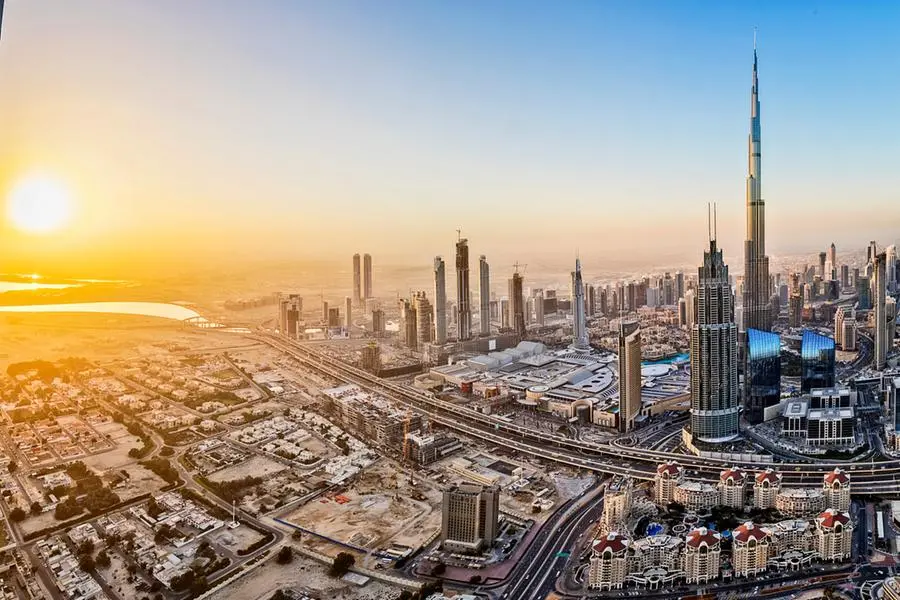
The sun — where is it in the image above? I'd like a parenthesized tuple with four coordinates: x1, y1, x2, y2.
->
(7, 174, 74, 234)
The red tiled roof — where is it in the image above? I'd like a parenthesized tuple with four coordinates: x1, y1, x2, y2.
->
(685, 527, 721, 549)
(593, 532, 628, 554)
(732, 522, 770, 544)
(755, 468, 782, 485)
(823, 468, 849, 486)
(720, 467, 747, 484)
(657, 461, 683, 477)
(817, 509, 851, 529)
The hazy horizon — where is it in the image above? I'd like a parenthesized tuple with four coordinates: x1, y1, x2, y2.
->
(1, 1, 899, 277)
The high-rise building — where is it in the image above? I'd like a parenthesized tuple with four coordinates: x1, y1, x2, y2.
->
(743, 43, 772, 333)
(823, 468, 851, 512)
(508, 271, 526, 337)
(363, 254, 373, 300)
(587, 284, 596, 317)
(691, 235, 739, 443)
(840, 264, 850, 289)
(434, 257, 447, 344)
(327, 307, 341, 328)
(718, 467, 747, 509)
(828, 243, 837, 280)
(572, 259, 589, 349)
(789, 293, 803, 327)
(683, 528, 722, 584)
(372, 309, 385, 337)
(322, 300, 329, 323)
(280, 294, 303, 338)
(818, 252, 827, 280)
(534, 289, 545, 326)
(456, 238, 471, 341)
(841, 319, 858, 352)
(588, 533, 629, 591)
(654, 462, 683, 506)
(617, 319, 641, 433)
(675, 271, 685, 301)
(440, 483, 500, 553)
(801, 330, 835, 393)
(414, 292, 433, 347)
(875, 252, 888, 370)
(814, 509, 853, 562)
(352, 254, 362, 307)
(732, 522, 772, 577)
(684, 289, 697, 332)
(744, 328, 781, 424)
(857, 275, 871, 310)
(888, 245, 898, 292)
(399, 299, 417, 350)
(344, 296, 352, 331)
(479, 256, 491, 336)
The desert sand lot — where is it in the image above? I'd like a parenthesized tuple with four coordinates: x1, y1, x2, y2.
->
(207, 454, 288, 483)
(207, 553, 402, 600)
(82, 421, 143, 470)
(284, 460, 442, 557)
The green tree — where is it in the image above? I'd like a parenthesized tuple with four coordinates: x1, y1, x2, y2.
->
(30, 501, 42, 515)
(78, 554, 95, 572)
(276, 546, 293, 565)
(328, 552, 355, 577)
(95, 550, 111, 569)
(9, 507, 26, 522)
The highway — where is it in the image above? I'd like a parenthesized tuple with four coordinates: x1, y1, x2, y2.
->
(259, 334, 900, 495)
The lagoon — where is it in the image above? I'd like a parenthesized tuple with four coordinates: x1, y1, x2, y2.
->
(0, 301, 205, 322)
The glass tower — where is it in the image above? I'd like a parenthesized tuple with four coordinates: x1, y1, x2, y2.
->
(744, 328, 781, 424)
(801, 330, 835, 392)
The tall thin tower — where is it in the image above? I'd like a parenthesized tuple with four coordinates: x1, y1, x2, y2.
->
(352, 254, 362, 307)
(742, 37, 772, 332)
(456, 236, 471, 341)
(691, 208, 740, 443)
(572, 258, 588, 349)
(434, 257, 447, 344)
(363, 254, 373, 299)
(479, 256, 491, 336)
(875, 252, 887, 370)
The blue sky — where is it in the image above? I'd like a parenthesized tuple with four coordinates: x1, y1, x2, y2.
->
(1, 0, 898, 272)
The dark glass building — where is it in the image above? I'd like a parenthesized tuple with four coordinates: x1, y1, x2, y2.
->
(744, 328, 781, 424)
(801, 330, 835, 392)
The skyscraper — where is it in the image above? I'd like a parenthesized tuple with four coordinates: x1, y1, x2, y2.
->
(875, 252, 888, 370)
(744, 328, 781, 423)
(352, 254, 362, 307)
(479, 255, 491, 336)
(508, 271, 526, 337)
(440, 483, 500, 553)
(414, 292, 433, 347)
(434, 257, 447, 345)
(742, 42, 772, 333)
(344, 296, 352, 331)
(818, 252, 827, 280)
(801, 330, 835, 392)
(456, 238, 471, 341)
(691, 234, 740, 443)
(828, 243, 837, 280)
(572, 258, 589, 349)
(363, 253, 373, 299)
(617, 319, 641, 433)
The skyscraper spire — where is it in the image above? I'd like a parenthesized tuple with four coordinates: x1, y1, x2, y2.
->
(572, 257, 588, 349)
(742, 34, 772, 333)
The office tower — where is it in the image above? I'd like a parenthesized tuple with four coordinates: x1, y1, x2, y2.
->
(508, 271, 526, 337)
(440, 483, 500, 553)
(842, 320, 857, 352)
(888, 297, 897, 352)
(372, 309, 385, 337)
(834, 307, 849, 348)
(534, 290, 545, 326)
(828, 243, 837, 278)
(456, 238, 471, 341)
(744, 328, 781, 424)
(479, 256, 491, 336)
(840, 265, 849, 289)
(617, 319, 641, 433)
(876, 253, 888, 370)
(327, 307, 340, 327)
(778, 283, 789, 305)
(363, 254, 373, 299)
(500, 299, 509, 329)
(691, 234, 739, 443)
(352, 254, 362, 307)
(281, 294, 302, 338)
(572, 259, 588, 349)
(681, 289, 695, 332)
(789, 293, 803, 327)
(675, 271, 685, 300)
(414, 292, 433, 346)
(852, 267, 860, 288)
(888, 245, 899, 292)
(818, 252, 827, 280)
(857, 276, 871, 310)
(600, 286, 609, 316)
(322, 300, 329, 323)
(646, 286, 659, 308)
(587, 285, 596, 317)
(663, 273, 674, 305)
(400, 299, 418, 350)
(344, 296, 352, 331)
(743, 43, 772, 332)
(868, 241, 878, 265)
(525, 297, 534, 325)
(433, 257, 447, 344)
(801, 330, 835, 392)
(677, 298, 687, 326)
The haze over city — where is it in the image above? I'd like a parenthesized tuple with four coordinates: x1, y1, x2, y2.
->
(1, 1, 899, 277)
(3, 3, 900, 600)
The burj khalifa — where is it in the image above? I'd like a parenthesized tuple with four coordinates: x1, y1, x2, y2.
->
(742, 40, 772, 333)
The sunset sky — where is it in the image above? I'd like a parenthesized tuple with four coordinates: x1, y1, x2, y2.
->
(1, 1, 899, 276)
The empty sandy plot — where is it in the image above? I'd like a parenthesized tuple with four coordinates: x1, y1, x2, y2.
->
(207, 455, 287, 483)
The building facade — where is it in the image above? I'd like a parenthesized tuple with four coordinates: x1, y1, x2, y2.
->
(456, 238, 471, 341)
(440, 483, 500, 553)
(801, 330, 835, 393)
(732, 522, 772, 577)
(683, 527, 721, 584)
(823, 468, 851, 512)
(654, 461, 684, 506)
(744, 328, 781, 423)
(479, 255, 491, 336)
(814, 509, 853, 562)
(753, 468, 782, 509)
(434, 256, 447, 344)
(618, 319, 642, 433)
(589, 533, 630, 591)
(718, 467, 747, 509)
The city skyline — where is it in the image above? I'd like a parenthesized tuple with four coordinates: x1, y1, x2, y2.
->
(1, 1, 899, 275)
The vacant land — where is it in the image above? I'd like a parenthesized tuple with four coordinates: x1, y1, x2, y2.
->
(207, 455, 288, 483)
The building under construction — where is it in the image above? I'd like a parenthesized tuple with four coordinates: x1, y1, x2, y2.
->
(320, 384, 422, 449)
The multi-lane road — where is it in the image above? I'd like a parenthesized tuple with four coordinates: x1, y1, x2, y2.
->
(259, 334, 900, 495)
